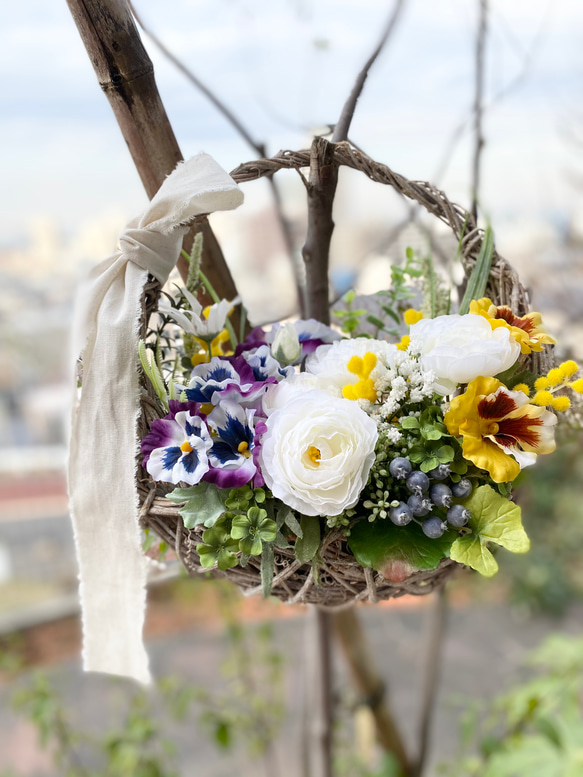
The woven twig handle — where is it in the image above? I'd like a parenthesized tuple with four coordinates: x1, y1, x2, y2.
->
(230, 142, 528, 315)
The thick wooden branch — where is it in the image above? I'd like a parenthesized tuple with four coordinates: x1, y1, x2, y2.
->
(301, 137, 338, 324)
(334, 608, 411, 774)
(66, 0, 241, 324)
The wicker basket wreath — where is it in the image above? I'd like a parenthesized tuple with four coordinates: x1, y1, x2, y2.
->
(136, 142, 556, 609)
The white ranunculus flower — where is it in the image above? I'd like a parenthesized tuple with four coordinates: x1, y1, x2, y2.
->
(409, 314, 520, 395)
(259, 389, 378, 516)
(262, 372, 325, 416)
(305, 338, 400, 396)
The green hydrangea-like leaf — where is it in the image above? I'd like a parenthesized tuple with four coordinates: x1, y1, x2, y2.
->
(450, 485, 530, 577)
(230, 508, 276, 556)
(196, 524, 239, 570)
(348, 519, 454, 573)
(166, 482, 227, 529)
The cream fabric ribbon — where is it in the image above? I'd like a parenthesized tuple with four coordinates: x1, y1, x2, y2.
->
(68, 154, 243, 684)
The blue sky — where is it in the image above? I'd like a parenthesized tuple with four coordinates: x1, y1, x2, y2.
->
(1, 0, 582, 245)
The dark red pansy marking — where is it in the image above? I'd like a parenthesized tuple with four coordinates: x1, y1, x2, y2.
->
(495, 306, 536, 335)
(478, 390, 517, 420)
(494, 415, 544, 449)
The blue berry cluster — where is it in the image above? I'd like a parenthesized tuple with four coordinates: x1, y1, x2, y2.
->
(387, 457, 473, 538)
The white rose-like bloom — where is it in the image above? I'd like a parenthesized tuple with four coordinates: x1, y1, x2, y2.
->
(305, 338, 400, 396)
(262, 372, 326, 416)
(409, 314, 520, 395)
(259, 389, 378, 516)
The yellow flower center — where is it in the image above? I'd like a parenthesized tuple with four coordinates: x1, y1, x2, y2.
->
(180, 441, 193, 453)
(238, 441, 251, 458)
(307, 446, 321, 465)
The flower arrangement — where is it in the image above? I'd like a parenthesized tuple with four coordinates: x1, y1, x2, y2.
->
(138, 240, 583, 597)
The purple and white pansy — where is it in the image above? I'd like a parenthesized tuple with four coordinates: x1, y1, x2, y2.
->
(185, 358, 252, 404)
(204, 401, 266, 488)
(241, 345, 294, 381)
(144, 410, 212, 486)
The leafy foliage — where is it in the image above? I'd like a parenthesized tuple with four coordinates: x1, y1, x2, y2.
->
(450, 486, 529, 577)
(349, 517, 454, 573)
(439, 633, 583, 777)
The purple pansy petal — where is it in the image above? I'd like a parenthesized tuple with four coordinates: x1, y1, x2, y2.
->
(234, 327, 268, 357)
(203, 456, 257, 489)
(213, 377, 278, 413)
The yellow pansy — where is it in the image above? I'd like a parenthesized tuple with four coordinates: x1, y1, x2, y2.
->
(445, 376, 557, 483)
(469, 297, 556, 354)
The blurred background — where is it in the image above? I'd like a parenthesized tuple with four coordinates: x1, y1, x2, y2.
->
(2, 0, 583, 775)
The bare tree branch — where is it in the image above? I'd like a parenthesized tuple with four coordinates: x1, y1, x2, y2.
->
(471, 0, 488, 223)
(127, 0, 306, 315)
(334, 608, 411, 774)
(434, 1, 549, 186)
(332, 0, 406, 143)
(413, 589, 449, 777)
(302, 136, 338, 324)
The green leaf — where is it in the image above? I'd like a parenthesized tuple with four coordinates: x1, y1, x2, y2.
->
(459, 224, 495, 315)
(230, 515, 251, 540)
(197, 525, 239, 569)
(294, 516, 321, 563)
(275, 530, 291, 549)
(436, 445, 455, 462)
(420, 457, 439, 473)
(408, 446, 425, 463)
(464, 485, 530, 553)
(348, 519, 454, 573)
(261, 542, 275, 598)
(282, 509, 303, 538)
(166, 483, 227, 529)
(381, 306, 401, 325)
(421, 425, 443, 441)
(400, 416, 419, 429)
(258, 518, 277, 543)
(217, 547, 240, 570)
(239, 535, 263, 555)
(450, 534, 499, 577)
(450, 485, 530, 577)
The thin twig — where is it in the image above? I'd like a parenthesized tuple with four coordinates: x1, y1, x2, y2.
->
(332, 0, 406, 143)
(413, 588, 449, 777)
(434, 1, 549, 186)
(127, 0, 305, 314)
(471, 0, 488, 223)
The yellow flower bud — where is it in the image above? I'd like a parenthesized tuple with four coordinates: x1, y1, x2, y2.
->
(532, 390, 553, 406)
(559, 360, 579, 378)
(513, 383, 530, 396)
(570, 378, 583, 393)
(534, 376, 550, 391)
(404, 309, 423, 326)
(397, 335, 410, 352)
(546, 368, 563, 387)
(551, 396, 571, 412)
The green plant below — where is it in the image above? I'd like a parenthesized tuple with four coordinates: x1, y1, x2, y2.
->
(439, 632, 583, 777)
(2, 585, 285, 777)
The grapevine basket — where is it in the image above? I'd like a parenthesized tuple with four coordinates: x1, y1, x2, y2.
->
(136, 141, 553, 609)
